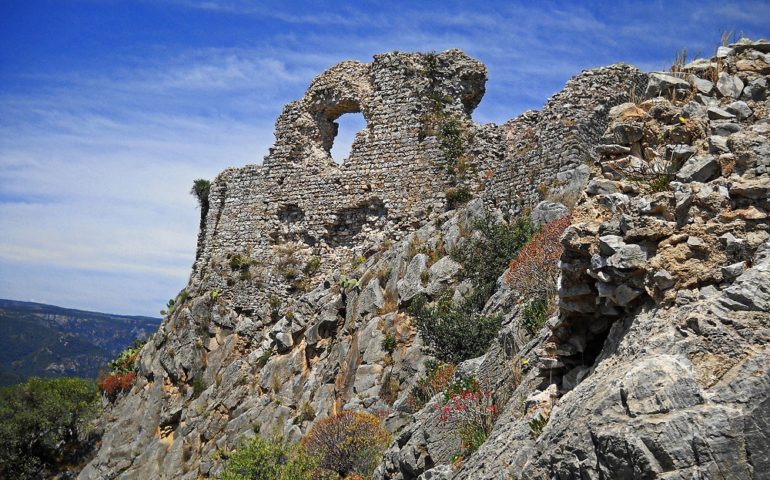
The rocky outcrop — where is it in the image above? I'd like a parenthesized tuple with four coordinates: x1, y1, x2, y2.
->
(81, 39, 768, 480)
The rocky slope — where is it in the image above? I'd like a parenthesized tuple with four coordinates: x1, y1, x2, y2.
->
(80, 39, 769, 479)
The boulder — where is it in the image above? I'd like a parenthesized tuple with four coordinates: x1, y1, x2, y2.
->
(676, 155, 719, 182)
(645, 72, 691, 98)
(531, 200, 569, 227)
(397, 253, 428, 302)
(716, 72, 744, 99)
(726, 100, 752, 120)
(359, 277, 385, 316)
(692, 77, 713, 94)
(426, 256, 461, 295)
(707, 107, 736, 120)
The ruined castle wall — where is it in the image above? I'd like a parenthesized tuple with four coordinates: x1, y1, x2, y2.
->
(191, 50, 489, 311)
(191, 53, 646, 315)
(482, 65, 648, 210)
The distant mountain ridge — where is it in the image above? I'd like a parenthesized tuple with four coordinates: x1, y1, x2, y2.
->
(0, 299, 160, 385)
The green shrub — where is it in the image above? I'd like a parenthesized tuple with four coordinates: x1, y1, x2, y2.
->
(219, 436, 318, 480)
(521, 298, 549, 335)
(160, 298, 175, 316)
(0, 377, 99, 480)
(452, 213, 536, 312)
(303, 257, 321, 275)
(529, 411, 550, 438)
(438, 117, 465, 169)
(190, 179, 211, 210)
(381, 333, 397, 355)
(257, 347, 273, 368)
(229, 254, 253, 271)
(445, 186, 472, 209)
(192, 378, 206, 398)
(409, 293, 501, 364)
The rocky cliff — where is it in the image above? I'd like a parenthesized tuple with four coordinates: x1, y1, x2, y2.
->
(80, 39, 769, 480)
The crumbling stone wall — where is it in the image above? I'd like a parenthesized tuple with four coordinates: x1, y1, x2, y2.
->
(192, 52, 646, 316)
(483, 64, 649, 211)
(192, 50, 488, 310)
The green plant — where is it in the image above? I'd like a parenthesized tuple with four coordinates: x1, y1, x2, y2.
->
(303, 257, 321, 275)
(190, 179, 211, 209)
(381, 333, 397, 355)
(229, 254, 253, 271)
(0, 377, 100, 480)
(445, 186, 472, 209)
(529, 411, 550, 438)
(340, 275, 359, 290)
(192, 378, 206, 398)
(420, 269, 430, 284)
(453, 213, 537, 309)
(219, 435, 318, 480)
(409, 293, 502, 364)
(210, 287, 221, 300)
(257, 347, 273, 368)
(521, 298, 549, 335)
(178, 289, 189, 305)
(107, 339, 145, 374)
(160, 298, 175, 316)
(301, 411, 391, 478)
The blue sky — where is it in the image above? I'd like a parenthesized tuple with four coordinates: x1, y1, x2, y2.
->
(0, 1, 768, 316)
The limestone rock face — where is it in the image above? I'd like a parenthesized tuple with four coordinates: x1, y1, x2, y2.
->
(81, 38, 770, 480)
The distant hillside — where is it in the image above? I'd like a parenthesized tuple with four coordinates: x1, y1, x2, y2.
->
(0, 299, 160, 385)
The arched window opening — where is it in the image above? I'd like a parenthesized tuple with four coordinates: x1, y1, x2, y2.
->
(330, 112, 367, 165)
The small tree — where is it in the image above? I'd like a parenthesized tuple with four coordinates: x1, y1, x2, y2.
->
(452, 213, 537, 309)
(190, 178, 211, 211)
(191, 178, 212, 261)
(0, 377, 99, 479)
(301, 411, 390, 478)
(409, 293, 501, 364)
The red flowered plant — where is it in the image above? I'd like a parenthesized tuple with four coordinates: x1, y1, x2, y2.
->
(97, 372, 136, 399)
(406, 361, 457, 412)
(437, 376, 498, 455)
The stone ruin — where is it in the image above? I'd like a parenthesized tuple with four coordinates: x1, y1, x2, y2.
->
(192, 50, 647, 315)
